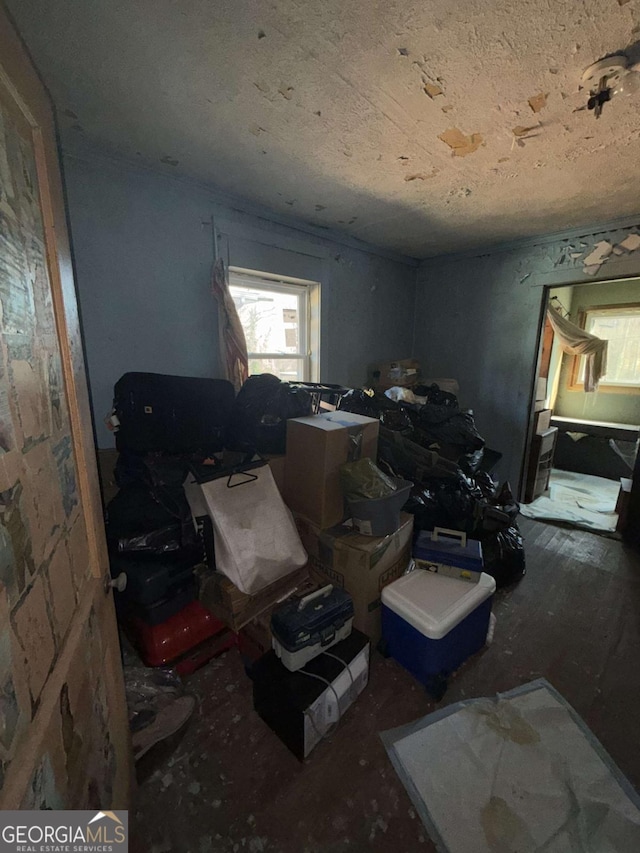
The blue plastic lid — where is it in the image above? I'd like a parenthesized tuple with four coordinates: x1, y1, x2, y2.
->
(413, 529, 483, 571)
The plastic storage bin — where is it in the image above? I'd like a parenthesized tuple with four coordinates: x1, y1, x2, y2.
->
(271, 585, 354, 671)
(347, 477, 412, 536)
(413, 528, 483, 579)
(381, 568, 495, 699)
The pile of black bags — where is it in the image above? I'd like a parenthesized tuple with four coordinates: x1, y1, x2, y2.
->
(338, 385, 525, 588)
(226, 374, 313, 455)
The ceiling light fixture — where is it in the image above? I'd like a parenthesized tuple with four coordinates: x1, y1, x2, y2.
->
(580, 53, 640, 118)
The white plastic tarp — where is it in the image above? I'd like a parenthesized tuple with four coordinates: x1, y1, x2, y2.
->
(382, 680, 640, 853)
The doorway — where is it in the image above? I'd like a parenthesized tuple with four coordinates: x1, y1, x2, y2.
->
(521, 277, 640, 534)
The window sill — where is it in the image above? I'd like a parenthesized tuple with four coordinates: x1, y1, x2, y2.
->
(567, 383, 640, 395)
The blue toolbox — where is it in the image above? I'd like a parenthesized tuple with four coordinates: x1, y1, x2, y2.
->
(413, 527, 483, 580)
(271, 584, 354, 671)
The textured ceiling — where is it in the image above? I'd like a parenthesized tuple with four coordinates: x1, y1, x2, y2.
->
(7, 0, 640, 258)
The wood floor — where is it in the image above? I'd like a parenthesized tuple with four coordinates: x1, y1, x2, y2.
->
(133, 518, 640, 853)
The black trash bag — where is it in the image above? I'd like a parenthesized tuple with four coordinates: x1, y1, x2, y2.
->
(413, 383, 459, 409)
(459, 448, 485, 476)
(478, 525, 526, 588)
(434, 473, 485, 534)
(115, 451, 191, 490)
(258, 382, 314, 454)
(474, 471, 498, 499)
(227, 374, 312, 454)
(414, 407, 485, 455)
(380, 406, 413, 432)
(105, 485, 201, 563)
(337, 388, 385, 419)
(338, 389, 413, 432)
(404, 488, 444, 534)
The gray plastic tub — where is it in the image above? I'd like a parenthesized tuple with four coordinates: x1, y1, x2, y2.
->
(347, 477, 413, 536)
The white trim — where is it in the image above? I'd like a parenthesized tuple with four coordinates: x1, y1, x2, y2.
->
(229, 268, 321, 382)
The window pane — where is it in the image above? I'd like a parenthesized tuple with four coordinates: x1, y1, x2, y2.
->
(230, 284, 304, 355)
(248, 358, 306, 382)
(584, 311, 640, 385)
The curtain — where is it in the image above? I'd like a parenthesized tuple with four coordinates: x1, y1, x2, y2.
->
(546, 306, 608, 392)
(211, 257, 248, 393)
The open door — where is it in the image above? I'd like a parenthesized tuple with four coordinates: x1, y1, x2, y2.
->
(0, 9, 131, 808)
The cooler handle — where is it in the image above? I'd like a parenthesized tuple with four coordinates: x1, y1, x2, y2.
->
(431, 527, 467, 547)
(298, 584, 333, 611)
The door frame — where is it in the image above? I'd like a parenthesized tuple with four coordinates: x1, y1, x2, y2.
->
(521, 272, 640, 535)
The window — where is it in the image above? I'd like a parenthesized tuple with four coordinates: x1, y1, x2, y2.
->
(229, 268, 320, 382)
(571, 304, 640, 390)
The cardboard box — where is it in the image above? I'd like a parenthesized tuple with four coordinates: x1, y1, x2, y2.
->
(535, 377, 548, 402)
(294, 513, 413, 646)
(285, 412, 379, 529)
(371, 358, 420, 390)
(237, 573, 320, 662)
(198, 564, 310, 632)
(535, 408, 552, 434)
(253, 630, 369, 760)
(534, 399, 546, 413)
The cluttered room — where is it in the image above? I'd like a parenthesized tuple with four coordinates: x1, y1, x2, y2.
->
(3, 2, 640, 851)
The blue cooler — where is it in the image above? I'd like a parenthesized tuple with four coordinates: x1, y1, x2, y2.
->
(381, 568, 495, 699)
(413, 527, 483, 580)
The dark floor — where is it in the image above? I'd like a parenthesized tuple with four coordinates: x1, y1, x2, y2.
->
(133, 519, 640, 853)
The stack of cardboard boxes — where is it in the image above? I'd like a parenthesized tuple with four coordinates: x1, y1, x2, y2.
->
(283, 411, 413, 647)
(199, 410, 413, 652)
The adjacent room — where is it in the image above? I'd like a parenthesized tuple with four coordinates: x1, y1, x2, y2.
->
(2, 2, 640, 851)
(520, 278, 640, 532)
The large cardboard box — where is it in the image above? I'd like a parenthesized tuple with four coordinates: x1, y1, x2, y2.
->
(372, 358, 420, 390)
(294, 513, 413, 645)
(199, 564, 310, 632)
(285, 412, 379, 528)
(534, 408, 552, 434)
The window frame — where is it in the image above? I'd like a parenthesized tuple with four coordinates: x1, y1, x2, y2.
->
(229, 266, 321, 383)
(568, 302, 640, 394)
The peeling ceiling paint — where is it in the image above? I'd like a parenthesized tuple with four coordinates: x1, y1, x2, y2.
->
(7, 0, 640, 258)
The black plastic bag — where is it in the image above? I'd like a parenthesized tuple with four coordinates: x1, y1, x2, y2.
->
(115, 451, 191, 490)
(435, 473, 485, 533)
(380, 407, 413, 432)
(338, 389, 385, 419)
(414, 407, 485, 455)
(227, 374, 312, 454)
(413, 383, 459, 408)
(479, 525, 526, 588)
(258, 382, 313, 454)
(106, 485, 201, 563)
(404, 488, 444, 534)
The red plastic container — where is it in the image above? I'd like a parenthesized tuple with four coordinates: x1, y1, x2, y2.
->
(129, 600, 230, 667)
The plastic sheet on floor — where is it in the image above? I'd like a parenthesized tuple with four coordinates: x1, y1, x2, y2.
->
(381, 679, 640, 853)
(519, 469, 619, 532)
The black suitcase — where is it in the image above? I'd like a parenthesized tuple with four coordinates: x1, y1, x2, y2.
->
(114, 578, 197, 626)
(110, 555, 196, 605)
(113, 372, 235, 454)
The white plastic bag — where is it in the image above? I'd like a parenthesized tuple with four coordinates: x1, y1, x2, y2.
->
(184, 463, 307, 594)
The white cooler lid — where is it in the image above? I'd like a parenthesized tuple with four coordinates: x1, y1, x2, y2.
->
(381, 569, 496, 639)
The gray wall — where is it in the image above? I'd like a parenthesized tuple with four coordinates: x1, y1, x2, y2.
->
(414, 221, 640, 489)
(63, 153, 417, 448)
